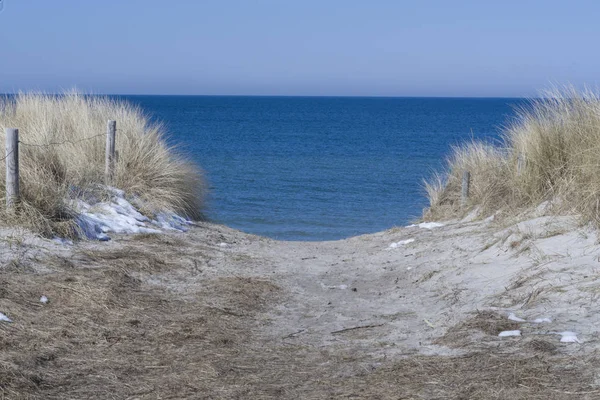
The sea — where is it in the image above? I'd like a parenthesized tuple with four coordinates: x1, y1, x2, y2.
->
(117, 96, 525, 241)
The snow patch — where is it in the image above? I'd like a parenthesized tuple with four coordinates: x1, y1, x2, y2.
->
(558, 331, 581, 343)
(407, 222, 445, 229)
(154, 212, 192, 232)
(498, 330, 521, 337)
(532, 317, 552, 324)
(508, 313, 526, 322)
(507, 313, 552, 324)
(389, 238, 415, 248)
(72, 186, 192, 241)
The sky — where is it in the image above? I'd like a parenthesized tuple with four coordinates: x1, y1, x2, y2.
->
(1, 0, 600, 97)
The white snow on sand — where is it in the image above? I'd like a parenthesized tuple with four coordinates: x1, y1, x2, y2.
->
(532, 317, 552, 323)
(498, 330, 521, 337)
(154, 212, 192, 232)
(407, 222, 445, 229)
(0, 312, 12, 322)
(558, 331, 581, 343)
(508, 313, 526, 322)
(389, 238, 415, 248)
(71, 186, 192, 241)
(506, 313, 552, 324)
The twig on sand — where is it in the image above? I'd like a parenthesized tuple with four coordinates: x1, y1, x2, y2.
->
(206, 306, 245, 317)
(331, 323, 384, 335)
(282, 329, 306, 339)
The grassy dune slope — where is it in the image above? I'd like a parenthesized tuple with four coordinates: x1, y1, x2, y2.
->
(425, 86, 600, 224)
(0, 92, 205, 235)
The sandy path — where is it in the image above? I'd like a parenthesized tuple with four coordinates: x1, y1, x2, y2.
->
(2, 216, 600, 398)
(203, 216, 578, 357)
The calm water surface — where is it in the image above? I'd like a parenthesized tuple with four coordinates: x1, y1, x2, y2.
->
(118, 96, 523, 241)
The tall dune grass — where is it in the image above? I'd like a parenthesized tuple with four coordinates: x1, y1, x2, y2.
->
(425, 86, 600, 224)
(0, 92, 205, 236)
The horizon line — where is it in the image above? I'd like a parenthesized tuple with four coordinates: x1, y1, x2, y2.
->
(0, 92, 529, 99)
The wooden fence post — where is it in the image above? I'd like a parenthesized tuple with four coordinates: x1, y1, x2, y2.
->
(461, 171, 470, 207)
(105, 120, 116, 184)
(5, 128, 19, 210)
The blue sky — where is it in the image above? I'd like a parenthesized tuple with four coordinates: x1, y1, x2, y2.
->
(1, 0, 599, 97)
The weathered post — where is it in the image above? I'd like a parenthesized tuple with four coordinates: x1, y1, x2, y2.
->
(5, 128, 19, 210)
(461, 171, 470, 207)
(105, 120, 116, 184)
(517, 153, 525, 176)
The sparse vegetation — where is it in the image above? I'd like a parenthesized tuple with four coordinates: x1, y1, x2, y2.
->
(0, 92, 205, 236)
(425, 86, 600, 224)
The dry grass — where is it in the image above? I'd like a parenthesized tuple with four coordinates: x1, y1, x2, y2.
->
(425, 86, 600, 225)
(435, 311, 521, 348)
(347, 353, 600, 400)
(425, 142, 513, 219)
(0, 92, 205, 236)
(0, 244, 281, 399)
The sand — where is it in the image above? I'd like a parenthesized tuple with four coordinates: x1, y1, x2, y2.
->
(1, 213, 600, 398)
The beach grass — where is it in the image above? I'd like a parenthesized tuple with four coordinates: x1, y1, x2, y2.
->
(0, 92, 205, 236)
(425, 86, 600, 224)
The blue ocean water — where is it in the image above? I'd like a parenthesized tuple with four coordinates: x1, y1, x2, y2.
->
(118, 96, 523, 241)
